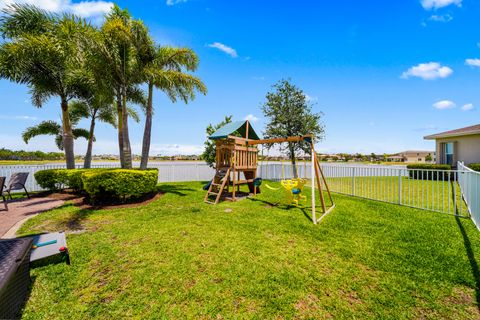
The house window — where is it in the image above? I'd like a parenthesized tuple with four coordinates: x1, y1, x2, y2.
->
(444, 142, 454, 165)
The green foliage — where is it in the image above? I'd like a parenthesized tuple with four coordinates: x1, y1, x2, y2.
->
(425, 153, 433, 162)
(82, 169, 158, 202)
(201, 115, 232, 168)
(261, 79, 324, 177)
(468, 163, 480, 172)
(34, 169, 66, 190)
(0, 148, 63, 161)
(406, 164, 452, 180)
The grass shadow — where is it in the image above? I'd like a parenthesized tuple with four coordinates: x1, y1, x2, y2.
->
(455, 215, 480, 311)
(157, 184, 196, 197)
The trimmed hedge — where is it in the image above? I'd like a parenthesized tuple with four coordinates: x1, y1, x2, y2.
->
(406, 164, 452, 180)
(468, 163, 480, 172)
(82, 169, 158, 202)
(34, 168, 158, 202)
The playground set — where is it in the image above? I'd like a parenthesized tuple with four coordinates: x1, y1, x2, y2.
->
(204, 120, 335, 224)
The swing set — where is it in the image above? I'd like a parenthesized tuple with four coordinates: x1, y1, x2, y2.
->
(204, 120, 335, 224)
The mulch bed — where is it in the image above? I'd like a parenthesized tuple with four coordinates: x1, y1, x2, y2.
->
(32, 190, 164, 210)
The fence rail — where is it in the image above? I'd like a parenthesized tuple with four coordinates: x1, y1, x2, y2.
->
(1, 162, 476, 225)
(458, 162, 480, 228)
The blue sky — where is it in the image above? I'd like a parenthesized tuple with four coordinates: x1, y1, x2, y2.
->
(1, 0, 479, 155)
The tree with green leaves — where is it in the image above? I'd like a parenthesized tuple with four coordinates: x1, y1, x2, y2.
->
(261, 79, 324, 178)
(202, 116, 233, 168)
(22, 102, 90, 151)
(138, 45, 207, 170)
(0, 4, 92, 168)
(84, 5, 146, 168)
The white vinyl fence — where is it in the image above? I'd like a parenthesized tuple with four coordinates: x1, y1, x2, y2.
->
(1, 162, 477, 224)
(259, 163, 469, 217)
(458, 162, 480, 228)
(0, 163, 215, 192)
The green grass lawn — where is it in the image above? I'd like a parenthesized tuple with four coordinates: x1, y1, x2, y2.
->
(324, 176, 469, 216)
(17, 181, 480, 319)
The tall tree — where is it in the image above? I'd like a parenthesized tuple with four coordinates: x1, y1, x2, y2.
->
(261, 79, 324, 178)
(22, 102, 90, 150)
(68, 98, 116, 168)
(138, 45, 207, 169)
(201, 116, 233, 168)
(0, 4, 91, 168)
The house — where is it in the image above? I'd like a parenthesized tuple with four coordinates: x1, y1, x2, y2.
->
(424, 124, 480, 166)
(386, 151, 435, 163)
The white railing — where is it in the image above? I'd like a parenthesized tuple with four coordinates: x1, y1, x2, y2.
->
(458, 162, 480, 228)
(259, 163, 468, 217)
(0, 162, 215, 192)
(1, 162, 474, 221)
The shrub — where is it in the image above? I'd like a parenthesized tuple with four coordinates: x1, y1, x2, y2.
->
(34, 169, 67, 190)
(82, 169, 158, 202)
(406, 164, 452, 180)
(468, 163, 480, 172)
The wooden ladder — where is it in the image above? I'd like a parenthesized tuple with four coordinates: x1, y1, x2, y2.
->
(204, 168, 230, 204)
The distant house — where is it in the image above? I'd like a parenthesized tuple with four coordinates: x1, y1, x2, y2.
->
(386, 151, 435, 163)
(424, 124, 480, 166)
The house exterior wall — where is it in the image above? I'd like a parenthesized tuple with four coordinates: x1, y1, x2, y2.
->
(435, 134, 480, 165)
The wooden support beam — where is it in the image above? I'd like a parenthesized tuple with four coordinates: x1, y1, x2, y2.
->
(246, 135, 313, 146)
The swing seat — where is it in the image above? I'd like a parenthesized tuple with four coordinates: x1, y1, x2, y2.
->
(253, 177, 262, 187)
(203, 180, 212, 191)
(292, 188, 301, 195)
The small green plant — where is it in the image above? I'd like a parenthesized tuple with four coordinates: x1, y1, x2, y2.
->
(34, 169, 67, 190)
(468, 163, 480, 172)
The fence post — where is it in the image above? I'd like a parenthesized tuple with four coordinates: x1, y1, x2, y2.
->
(352, 167, 356, 196)
(398, 169, 402, 204)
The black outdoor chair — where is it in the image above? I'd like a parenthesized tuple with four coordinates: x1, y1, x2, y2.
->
(0, 177, 7, 210)
(5, 172, 30, 200)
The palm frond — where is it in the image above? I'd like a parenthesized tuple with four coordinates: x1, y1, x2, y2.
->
(22, 120, 61, 144)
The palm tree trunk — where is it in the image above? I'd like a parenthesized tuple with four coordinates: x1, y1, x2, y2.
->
(140, 82, 153, 170)
(117, 93, 125, 168)
(122, 85, 132, 169)
(61, 98, 75, 169)
(84, 111, 96, 169)
(289, 143, 298, 178)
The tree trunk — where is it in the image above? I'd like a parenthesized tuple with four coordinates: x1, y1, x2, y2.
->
(140, 82, 153, 170)
(122, 85, 132, 169)
(61, 98, 75, 169)
(116, 93, 125, 168)
(289, 143, 298, 178)
(84, 111, 96, 169)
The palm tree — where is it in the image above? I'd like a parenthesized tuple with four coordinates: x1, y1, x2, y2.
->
(22, 117, 89, 152)
(137, 45, 207, 169)
(68, 99, 116, 168)
(0, 4, 92, 168)
(85, 5, 146, 168)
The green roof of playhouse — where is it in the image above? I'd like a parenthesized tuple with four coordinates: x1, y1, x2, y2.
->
(209, 120, 260, 140)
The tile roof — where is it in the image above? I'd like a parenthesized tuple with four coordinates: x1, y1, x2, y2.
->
(424, 124, 480, 140)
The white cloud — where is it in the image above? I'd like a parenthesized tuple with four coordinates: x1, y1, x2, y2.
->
(252, 76, 265, 80)
(207, 42, 238, 58)
(244, 114, 259, 122)
(465, 58, 480, 68)
(0, 0, 113, 19)
(461, 103, 475, 111)
(0, 115, 38, 120)
(421, 0, 462, 10)
(401, 62, 453, 80)
(433, 100, 456, 110)
(166, 0, 187, 5)
(429, 14, 453, 22)
(305, 94, 318, 102)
